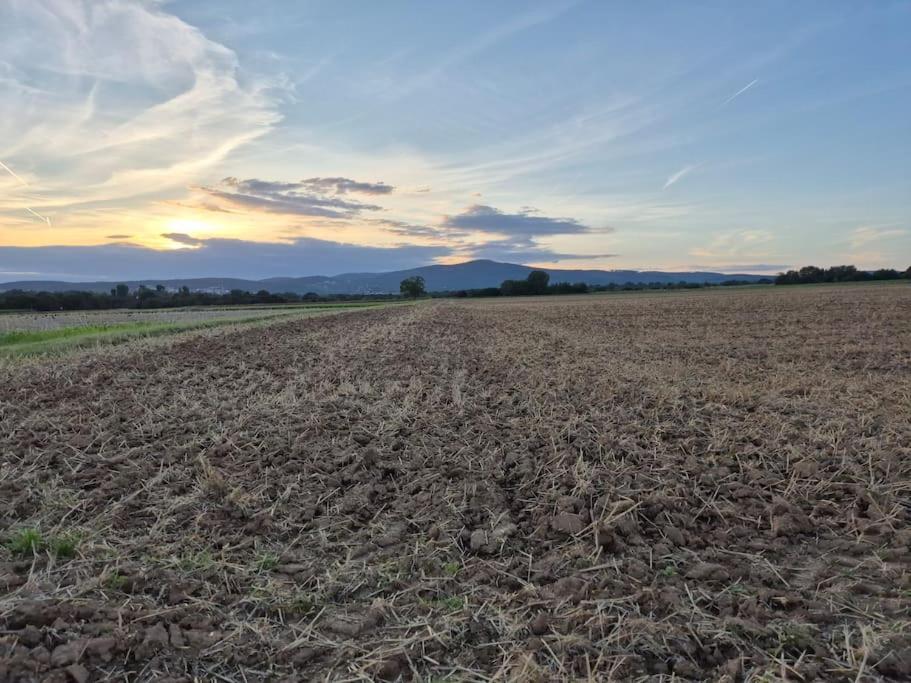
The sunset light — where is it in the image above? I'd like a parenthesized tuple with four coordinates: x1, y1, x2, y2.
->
(1, 5, 909, 680)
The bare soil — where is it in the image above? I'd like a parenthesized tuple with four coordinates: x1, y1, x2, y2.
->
(2, 285, 910, 681)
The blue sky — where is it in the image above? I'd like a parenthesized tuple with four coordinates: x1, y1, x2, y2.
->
(1, 0, 909, 280)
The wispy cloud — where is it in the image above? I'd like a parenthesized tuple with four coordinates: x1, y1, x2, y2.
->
(370, 218, 466, 241)
(689, 263, 789, 273)
(373, 1, 579, 102)
(0, 0, 283, 219)
(722, 79, 758, 106)
(689, 229, 776, 263)
(198, 177, 387, 218)
(663, 164, 697, 190)
(849, 225, 907, 248)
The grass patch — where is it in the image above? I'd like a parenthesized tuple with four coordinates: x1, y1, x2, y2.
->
(48, 534, 79, 559)
(255, 552, 280, 571)
(0, 304, 388, 357)
(6, 527, 43, 555)
(0, 324, 155, 347)
(5, 527, 80, 559)
(420, 595, 467, 612)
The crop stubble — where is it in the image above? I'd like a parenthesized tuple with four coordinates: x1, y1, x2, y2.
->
(1, 285, 909, 681)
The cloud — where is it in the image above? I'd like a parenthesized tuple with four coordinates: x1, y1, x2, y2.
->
(0, 0, 282, 218)
(162, 232, 204, 246)
(167, 200, 234, 213)
(451, 235, 616, 264)
(221, 178, 303, 194)
(0, 238, 450, 281)
(849, 225, 907, 249)
(366, 2, 578, 102)
(370, 219, 466, 241)
(300, 177, 394, 195)
(689, 229, 777, 264)
(690, 263, 790, 273)
(198, 177, 384, 218)
(663, 165, 697, 189)
(105, 234, 132, 240)
(442, 205, 596, 236)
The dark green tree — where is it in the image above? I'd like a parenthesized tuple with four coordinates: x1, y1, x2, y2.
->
(500, 279, 529, 296)
(115, 283, 130, 297)
(400, 276, 426, 298)
(527, 270, 550, 294)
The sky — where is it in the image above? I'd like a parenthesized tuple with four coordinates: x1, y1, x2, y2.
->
(1, 0, 909, 281)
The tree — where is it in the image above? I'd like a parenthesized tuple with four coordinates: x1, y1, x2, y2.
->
(500, 279, 529, 296)
(501, 270, 550, 296)
(527, 270, 550, 294)
(400, 276, 426, 298)
(115, 283, 129, 297)
(136, 285, 156, 307)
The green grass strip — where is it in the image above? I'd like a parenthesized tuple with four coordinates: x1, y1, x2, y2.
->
(0, 305, 384, 357)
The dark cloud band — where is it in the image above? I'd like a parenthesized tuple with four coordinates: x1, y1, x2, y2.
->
(0, 238, 448, 281)
(443, 204, 598, 237)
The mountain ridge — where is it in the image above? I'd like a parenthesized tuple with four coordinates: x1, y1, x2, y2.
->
(0, 259, 768, 295)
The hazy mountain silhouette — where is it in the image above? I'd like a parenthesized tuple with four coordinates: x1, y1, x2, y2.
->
(0, 259, 765, 295)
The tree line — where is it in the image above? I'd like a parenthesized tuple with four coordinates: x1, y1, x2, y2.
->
(0, 286, 396, 312)
(775, 265, 910, 285)
(4, 264, 906, 312)
(435, 271, 768, 298)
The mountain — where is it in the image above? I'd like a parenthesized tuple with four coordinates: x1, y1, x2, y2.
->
(0, 260, 767, 295)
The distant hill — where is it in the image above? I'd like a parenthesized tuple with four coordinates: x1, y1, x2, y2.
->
(0, 259, 766, 295)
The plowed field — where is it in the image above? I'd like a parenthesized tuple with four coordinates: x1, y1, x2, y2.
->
(2, 285, 910, 681)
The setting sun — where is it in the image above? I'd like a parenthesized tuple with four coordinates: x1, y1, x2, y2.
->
(164, 218, 217, 236)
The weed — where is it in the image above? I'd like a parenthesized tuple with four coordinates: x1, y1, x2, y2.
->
(288, 592, 316, 615)
(49, 534, 79, 559)
(177, 549, 216, 572)
(6, 528, 43, 556)
(726, 582, 751, 596)
(439, 595, 466, 611)
(104, 571, 127, 591)
(256, 552, 280, 571)
(421, 595, 466, 612)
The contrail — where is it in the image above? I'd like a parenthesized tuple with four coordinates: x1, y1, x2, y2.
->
(0, 160, 27, 185)
(663, 164, 696, 189)
(722, 79, 758, 106)
(0, 158, 52, 225)
(26, 207, 52, 226)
